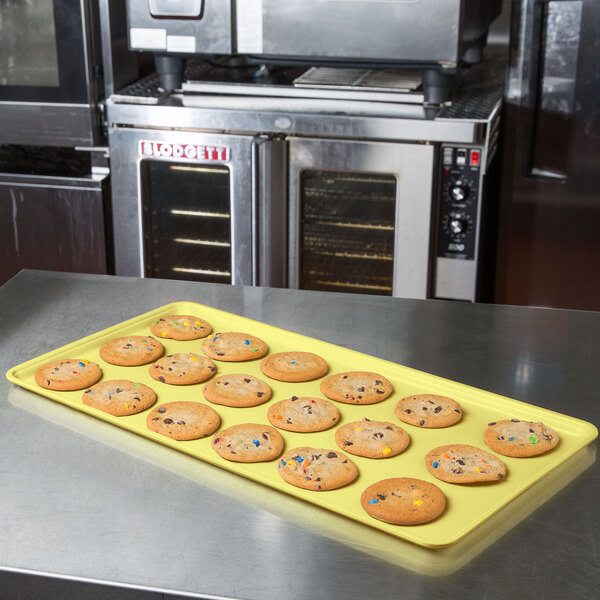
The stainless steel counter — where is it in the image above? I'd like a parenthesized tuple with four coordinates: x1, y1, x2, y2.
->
(1, 270, 598, 600)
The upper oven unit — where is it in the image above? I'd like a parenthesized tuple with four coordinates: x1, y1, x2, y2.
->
(127, 0, 233, 90)
(0, 0, 141, 147)
(126, 0, 502, 102)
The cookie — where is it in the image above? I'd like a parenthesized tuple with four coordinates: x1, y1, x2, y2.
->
(320, 371, 393, 405)
(267, 396, 340, 432)
(82, 380, 156, 416)
(395, 394, 463, 428)
(146, 401, 220, 441)
(202, 374, 271, 408)
(201, 332, 268, 362)
(150, 315, 212, 341)
(484, 419, 560, 457)
(260, 352, 328, 383)
(277, 447, 358, 491)
(34, 359, 101, 391)
(211, 424, 284, 462)
(425, 444, 507, 484)
(100, 336, 163, 366)
(361, 478, 446, 525)
(149, 353, 216, 385)
(335, 418, 410, 459)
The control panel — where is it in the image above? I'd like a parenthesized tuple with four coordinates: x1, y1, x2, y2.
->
(437, 146, 482, 260)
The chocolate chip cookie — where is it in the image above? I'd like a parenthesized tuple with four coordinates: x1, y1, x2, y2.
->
(211, 424, 284, 462)
(335, 418, 410, 459)
(484, 419, 560, 457)
(277, 447, 358, 491)
(202, 373, 271, 408)
(260, 351, 328, 383)
(100, 336, 163, 366)
(395, 394, 463, 428)
(149, 353, 216, 385)
(267, 396, 340, 432)
(150, 315, 212, 341)
(425, 444, 507, 484)
(146, 401, 220, 441)
(361, 478, 446, 525)
(35, 359, 102, 391)
(320, 371, 393, 405)
(201, 332, 268, 362)
(82, 380, 156, 416)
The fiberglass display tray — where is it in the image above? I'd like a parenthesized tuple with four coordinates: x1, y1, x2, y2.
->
(6, 302, 597, 550)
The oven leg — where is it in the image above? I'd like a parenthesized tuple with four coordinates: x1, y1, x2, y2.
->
(422, 69, 455, 105)
(154, 54, 185, 91)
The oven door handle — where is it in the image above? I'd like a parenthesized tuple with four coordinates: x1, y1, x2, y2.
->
(251, 137, 261, 286)
(522, 0, 581, 181)
(251, 136, 287, 288)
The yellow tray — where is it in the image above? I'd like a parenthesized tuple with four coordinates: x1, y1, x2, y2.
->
(6, 301, 598, 550)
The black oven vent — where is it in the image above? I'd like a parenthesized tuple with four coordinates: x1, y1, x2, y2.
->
(299, 170, 397, 296)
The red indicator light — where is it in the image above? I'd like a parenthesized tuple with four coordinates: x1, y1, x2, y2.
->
(470, 150, 481, 167)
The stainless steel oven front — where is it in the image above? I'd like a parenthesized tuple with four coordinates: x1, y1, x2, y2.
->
(288, 138, 434, 298)
(109, 127, 287, 286)
(109, 125, 494, 301)
(107, 55, 502, 301)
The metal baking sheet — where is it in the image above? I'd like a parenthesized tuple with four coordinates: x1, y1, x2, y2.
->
(6, 301, 598, 551)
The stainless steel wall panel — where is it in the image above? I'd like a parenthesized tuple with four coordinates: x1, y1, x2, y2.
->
(0, 174, 108, 286)
(0, 102, 97, 147)
(106, 98, 481, 144)
(245, 0, 462, 62)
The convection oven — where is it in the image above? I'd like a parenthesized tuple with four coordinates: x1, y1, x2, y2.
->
(107, 55, 503, 301)
(0, 0, 141, 147)
(125, 0, 502, 103)
(0, 1, 148, 286)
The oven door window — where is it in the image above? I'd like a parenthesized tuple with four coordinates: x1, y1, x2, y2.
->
(0, 0, 88, 102)
(141, 160, 232, 283)
(299, 170, 397, 295)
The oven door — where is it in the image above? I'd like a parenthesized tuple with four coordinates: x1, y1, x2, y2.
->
(0, 0, 102, 146)
(109, 127, 286, 287)
(288, 137, 434, 299)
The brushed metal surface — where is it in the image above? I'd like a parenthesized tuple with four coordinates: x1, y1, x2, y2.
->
(253, 0, 461, 61)
(107, 97, 481, 144)
(0, 178, 108, 286)
(108, 127, 257, 284)
(288, 137, 434, 298)
(127, 0, 232, 53)
(255, 137, 287, 288)
(126, 0, 500, 64)
(0, 270, 598, 599)
(434, 256, 477, 301)
(0, 102, 96, 147)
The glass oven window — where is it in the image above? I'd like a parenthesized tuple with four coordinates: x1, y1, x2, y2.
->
(0, 0, 88, 102)
(299, 170, 397, 296)
(0, 0, 59, 87)
(141, 161, 232, 284)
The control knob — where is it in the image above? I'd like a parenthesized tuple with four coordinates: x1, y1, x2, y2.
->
(450, 180, 470, 202)
(448, 216, 468, 234)
(444, 210, 472, 237)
